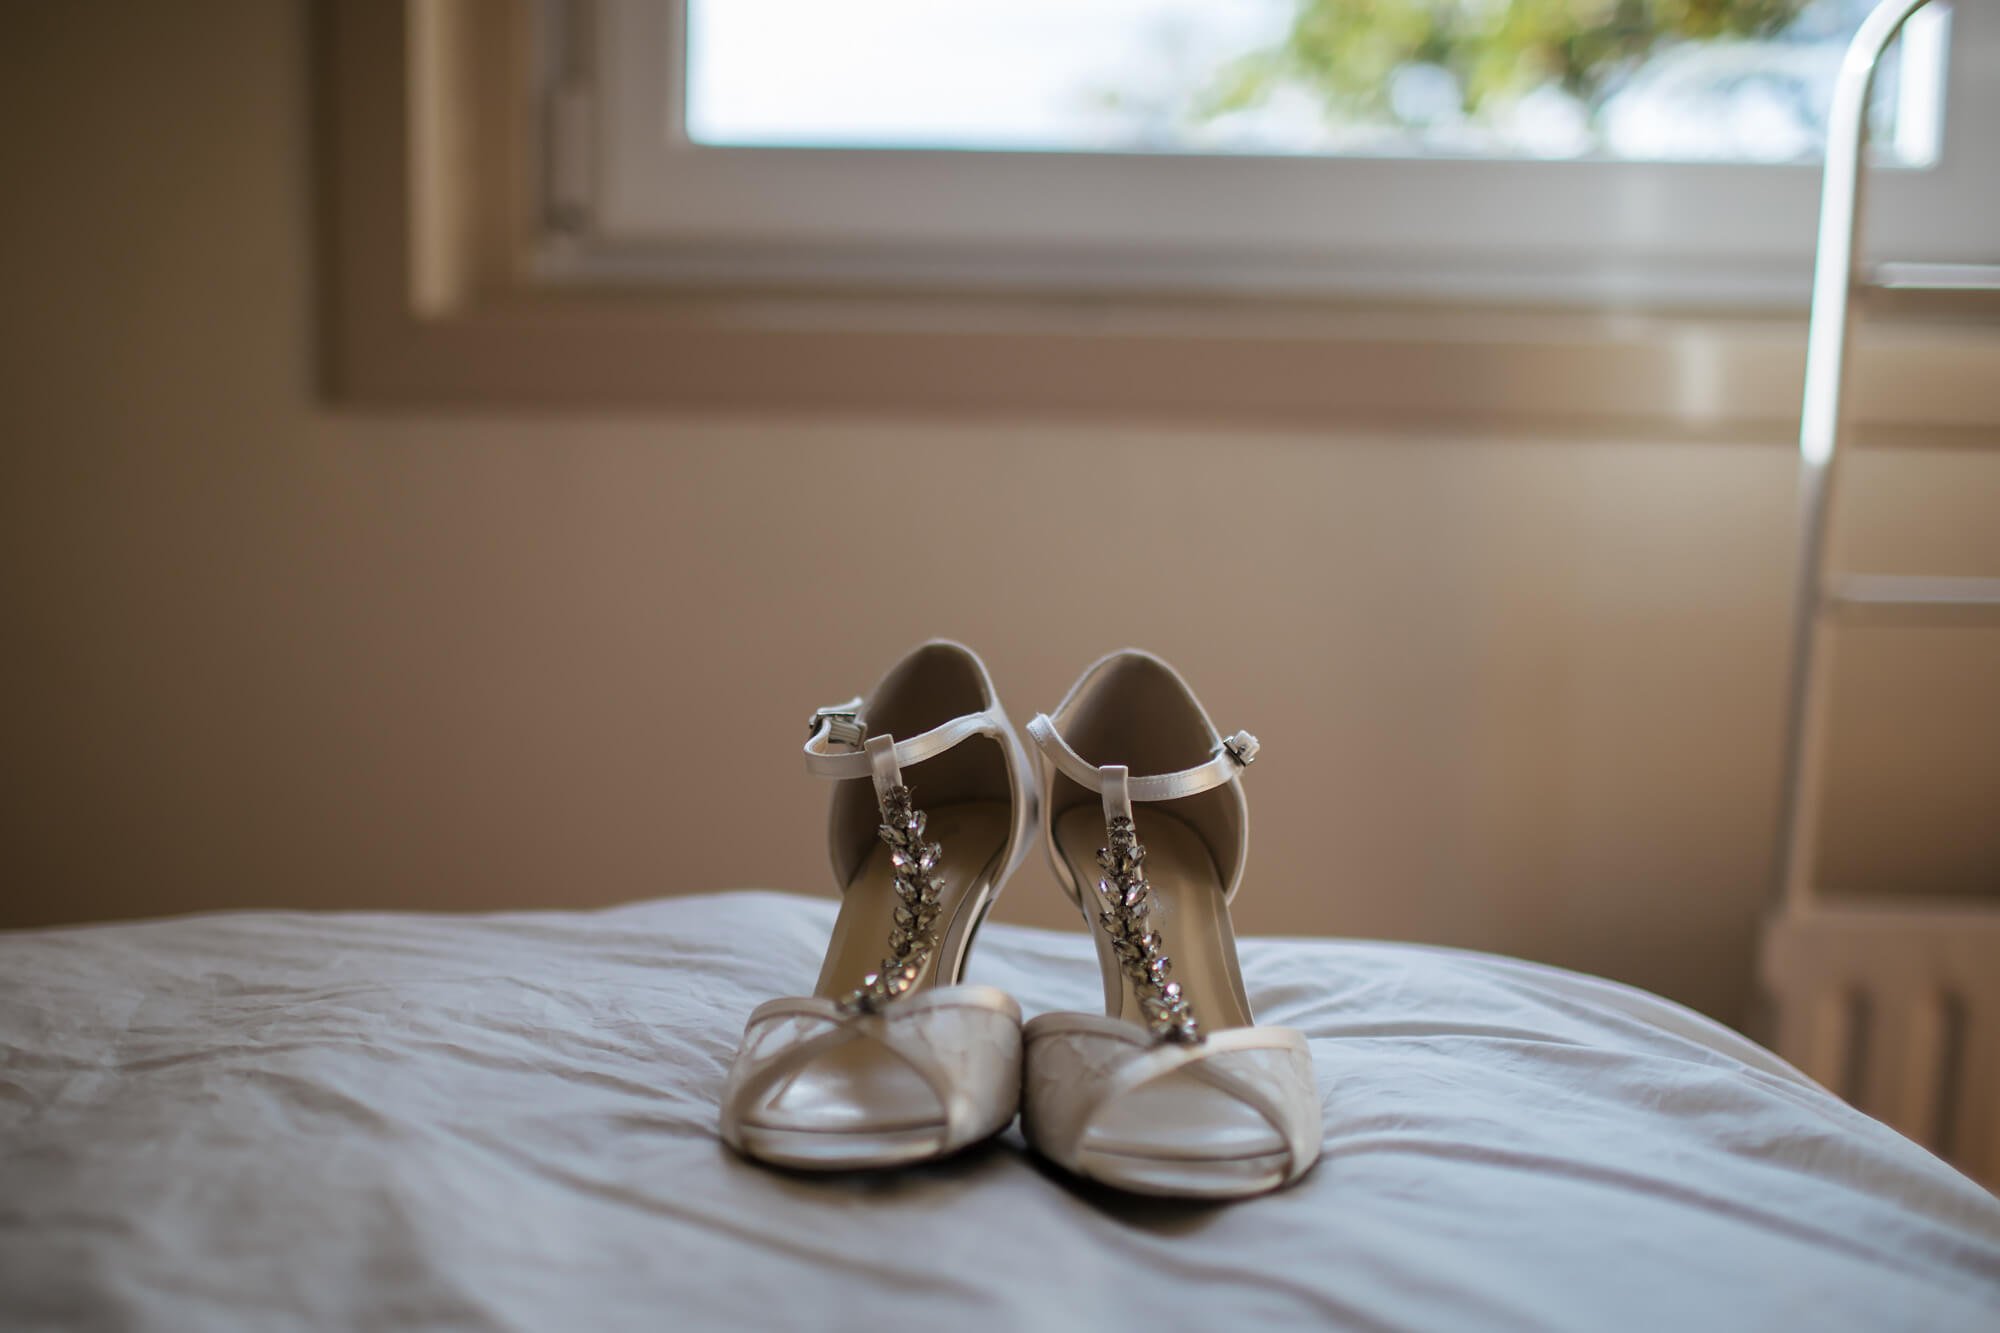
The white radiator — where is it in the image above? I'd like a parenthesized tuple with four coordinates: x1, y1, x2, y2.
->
(1761, 903, 2000, 1189)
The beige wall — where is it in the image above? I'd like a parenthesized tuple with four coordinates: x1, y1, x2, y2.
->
(2, 2, 1994, 1030)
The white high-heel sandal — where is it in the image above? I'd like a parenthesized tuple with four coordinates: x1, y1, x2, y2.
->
(1021, 650, 1320, 1198)
(719, 641, 1038, 1170)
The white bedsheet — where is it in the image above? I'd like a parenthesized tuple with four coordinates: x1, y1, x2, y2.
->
(2, 891, 1996, 1331)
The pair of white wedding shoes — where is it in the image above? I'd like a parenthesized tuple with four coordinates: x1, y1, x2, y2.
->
(718, 642, 1321, 1199)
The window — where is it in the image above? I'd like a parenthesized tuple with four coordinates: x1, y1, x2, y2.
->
(318, 2, 1998, 423)
(543, 0, 1997, 306)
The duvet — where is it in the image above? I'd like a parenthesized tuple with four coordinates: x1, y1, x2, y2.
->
(3, 891, 1997, 1330)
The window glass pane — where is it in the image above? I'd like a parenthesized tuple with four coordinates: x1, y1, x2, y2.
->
(686, 0, 1947, 164)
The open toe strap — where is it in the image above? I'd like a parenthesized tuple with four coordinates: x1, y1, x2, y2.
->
(1025, 1017, 1320, 1184)
(721, 987, 1021, 1152)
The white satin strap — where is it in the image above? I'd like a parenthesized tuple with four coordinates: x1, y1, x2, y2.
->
(1035, 1024, 1318, 1182)
(1025, 714, 1257, 803)
(804, 702, 1006, 781)
(1101, 765, 1132, 827)
(722, 996, 993, 1150)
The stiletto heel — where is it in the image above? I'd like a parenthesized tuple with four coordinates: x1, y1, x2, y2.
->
(1020, 650, 1320, 1198)
(718, 641, 1037, 1170)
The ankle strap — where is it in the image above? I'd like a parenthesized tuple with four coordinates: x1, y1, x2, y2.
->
(1024, 714, 1257, 805)
(805, 699, 1007, 799)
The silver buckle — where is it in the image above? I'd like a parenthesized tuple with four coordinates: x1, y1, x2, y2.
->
(808, 706, 866, 749)
(1222, 730, 1259, 767)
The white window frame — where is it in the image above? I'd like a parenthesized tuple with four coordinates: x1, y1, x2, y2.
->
(549, 0, 1998, 308)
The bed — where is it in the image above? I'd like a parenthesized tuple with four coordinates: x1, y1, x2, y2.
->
(3, 891, 1997, 1330)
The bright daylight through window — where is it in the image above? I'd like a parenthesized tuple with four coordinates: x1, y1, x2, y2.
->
(686, 0, 1945, 165)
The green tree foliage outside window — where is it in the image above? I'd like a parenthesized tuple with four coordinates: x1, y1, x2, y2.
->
(1204, 0, 1809, 127)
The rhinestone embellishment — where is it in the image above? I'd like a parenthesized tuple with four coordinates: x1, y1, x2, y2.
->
(837, 785, 945, 1015)
(1097, 816, 1201, 1044)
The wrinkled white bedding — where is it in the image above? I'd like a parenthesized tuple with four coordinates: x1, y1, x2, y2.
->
(3, 891, 1996, 1331)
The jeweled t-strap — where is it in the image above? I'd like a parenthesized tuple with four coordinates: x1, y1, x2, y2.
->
(803, 691, 1017, 1011)
(1025, 713, 1257, 1046)
(838, 784, 945, 1014)
(1097, 815, 1200, 1043)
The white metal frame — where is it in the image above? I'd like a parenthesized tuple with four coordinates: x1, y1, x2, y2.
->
(1761, 0, 2000, 1189)
(547, 0, 2000, 307)
(1772, 0, 2000, 915)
